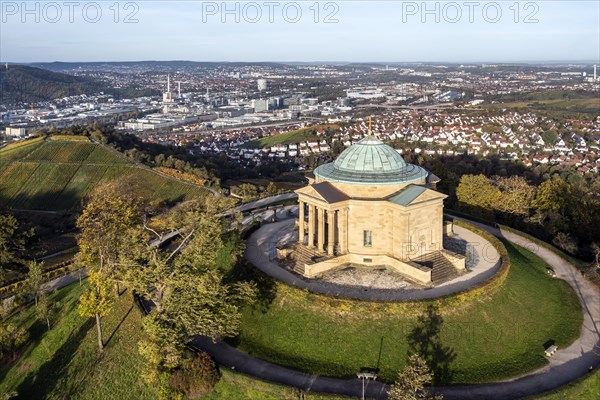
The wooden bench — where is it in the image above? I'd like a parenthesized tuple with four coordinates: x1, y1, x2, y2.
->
(545, 345, 558, 357)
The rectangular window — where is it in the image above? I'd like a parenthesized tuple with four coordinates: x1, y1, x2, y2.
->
(363, 230, 372, 247)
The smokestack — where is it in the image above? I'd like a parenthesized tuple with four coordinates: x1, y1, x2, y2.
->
(167, 75, 170, 92)
(177, 81, 181, 98)
(594, 65, 597, 81)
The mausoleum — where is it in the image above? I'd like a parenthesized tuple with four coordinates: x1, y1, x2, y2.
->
(292, 132, 465, 284)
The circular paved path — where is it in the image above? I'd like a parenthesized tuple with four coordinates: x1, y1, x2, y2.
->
(245, 217, 500, 301)
(159, 219, 600, 399)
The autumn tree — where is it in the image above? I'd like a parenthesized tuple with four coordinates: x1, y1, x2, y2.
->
(138, 312, 186, 385)
(234, 183, 258, 202)
(78, 270, 114, 351)
(388, 353, 443, 400)
(266, 181, 278, 195)
(76, 179, 146, 351)
(25, 260, 44, 307)
(456, 174, 500, 219)
(532, 177, 572, 214)
(0, 211, 31, 283)
(0, 323, 28, 358)
(123, 197, 256, 390)
(495, 175, 535, 216)
(37, 292, 55, 330)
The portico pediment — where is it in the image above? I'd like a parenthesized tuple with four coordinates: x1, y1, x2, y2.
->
(296, 182, 349, 205)
(388, 184, 446, 207)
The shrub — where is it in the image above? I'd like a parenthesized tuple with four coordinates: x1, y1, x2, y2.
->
(0, 323, 29, 357)
(168, 352, 221, 398)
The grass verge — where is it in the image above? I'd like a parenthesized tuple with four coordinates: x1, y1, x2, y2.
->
(236, 240, 582, 384)
(203, 369, 350, 400)
(0, 282, 158, 399)
(527, 368, 600, 400)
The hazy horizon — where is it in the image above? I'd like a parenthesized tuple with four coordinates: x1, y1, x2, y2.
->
(1, 1, 598, 63)
(3, 59, 599, 65)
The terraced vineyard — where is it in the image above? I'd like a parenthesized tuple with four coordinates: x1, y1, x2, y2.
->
(0, 137, 209, 211)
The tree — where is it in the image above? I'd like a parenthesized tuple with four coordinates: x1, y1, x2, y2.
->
(0, 211, 31, 283)
(456, 174, 500, 218)
(592, 243, 600, 271)
(388, 353, 443, 400)
(168, 352, 220, 398)
(37, 292, 54, 330)
(138, 312, 186, 385)
(26, 260, 44, 307)
(552, 232, 578, 255)
(122, 197, 257, 388)
(78, 270, 114, 351)
(266, 181, 278, 195)
(76, 179, 146, 352)
(234, 183, 258, 202)
(495, 176, 535, 216)
(163, 270, 256, 340)
(532, 177, 572, 214)
(0, 212, 25, 266)
(0, 323, 29, 358)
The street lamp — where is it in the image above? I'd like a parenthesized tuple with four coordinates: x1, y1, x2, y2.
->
(356, 371, 378, 400)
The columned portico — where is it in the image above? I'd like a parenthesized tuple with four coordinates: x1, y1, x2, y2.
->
(307, 204, 315, 248)
(327, 210, 335, 255)
(298, 200, 305, 245)
(300, 200, 341, 255)
(317, 207, 325, 252)
(339, 208, 348, 254)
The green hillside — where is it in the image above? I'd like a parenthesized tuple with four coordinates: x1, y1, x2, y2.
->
(0, 65, 159, 105)
(0, 137, 208, 211)
(244, 124, 340, 148)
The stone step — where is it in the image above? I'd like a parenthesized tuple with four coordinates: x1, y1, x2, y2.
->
(412, 251, 461, 284)
(293, 263, 306, 275)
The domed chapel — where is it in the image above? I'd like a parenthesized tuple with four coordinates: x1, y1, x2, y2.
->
(293, 126, 466, 284)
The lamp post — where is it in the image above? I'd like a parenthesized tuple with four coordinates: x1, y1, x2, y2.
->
(356, 371, 378, 400)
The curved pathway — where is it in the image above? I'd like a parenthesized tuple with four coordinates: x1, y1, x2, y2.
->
(150, 220, 600, 399)
(245, 217, 501, 301)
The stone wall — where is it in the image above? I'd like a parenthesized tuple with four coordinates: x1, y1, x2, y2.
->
(343, 199, 445, 262)
(305, 253, 432, 284)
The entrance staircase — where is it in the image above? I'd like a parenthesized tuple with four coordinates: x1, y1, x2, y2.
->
(291, 245, 330, 275)
(411, 251, 462, 285)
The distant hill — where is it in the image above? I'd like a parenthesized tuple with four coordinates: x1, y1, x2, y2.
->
(30, 61, 287, 72)
(0, 136, 208, 211)
(0, 65, 159, 105)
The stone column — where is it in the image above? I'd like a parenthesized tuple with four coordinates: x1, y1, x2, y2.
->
(339, 208, 348, 254)
(327, 210, 335, 255)
(307, 204, 315, 248)
(298, 200, 305, 244)
(317, 207, 325, 252)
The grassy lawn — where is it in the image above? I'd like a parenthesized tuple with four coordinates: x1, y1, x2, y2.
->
(236, 240, 583, 384)
(0, 241, 590, 398)
(203, 369, 350, 400)
(244, 124, 340, 148)
(0, 282, 158, 399)
(0, 282, 350, 400)
(528, 369, 600, 400)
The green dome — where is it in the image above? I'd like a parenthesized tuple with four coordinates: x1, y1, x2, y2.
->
(314, 136, 427, 185)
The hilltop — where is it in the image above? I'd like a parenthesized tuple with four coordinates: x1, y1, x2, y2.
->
(0, 65, 158, 105)
(0, 136, 208, 211)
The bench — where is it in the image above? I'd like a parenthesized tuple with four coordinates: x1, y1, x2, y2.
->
(545, 345, 558, 357)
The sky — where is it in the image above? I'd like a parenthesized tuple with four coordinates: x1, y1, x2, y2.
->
(1, 0, 599, 63)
